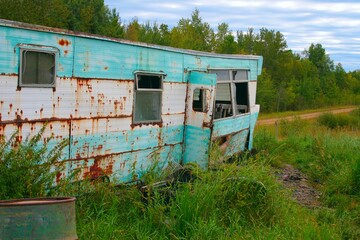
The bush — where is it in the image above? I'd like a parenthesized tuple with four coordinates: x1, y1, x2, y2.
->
(318, 110, 360, 130)
(0, 126, 68, 199)
(318, 113, 348, 129)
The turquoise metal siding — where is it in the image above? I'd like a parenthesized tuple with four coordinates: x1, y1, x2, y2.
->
(224, 129, 250, 156)
(212, 114, 251, 138)
(67, 144, 183, 182)
(183, 126, 211, 168)
(212, 111, 260, 157)
(73, 37, 185, 82)
(70, 125, 184, 159)
(0, 26, 74, 76)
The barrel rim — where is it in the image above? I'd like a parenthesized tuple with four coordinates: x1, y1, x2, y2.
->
(0, 197, 76, 206)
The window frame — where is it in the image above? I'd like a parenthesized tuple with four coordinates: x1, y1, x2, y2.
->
(19, 47, 58, 88)
(210, 69, 250, 120)
(133, 71, 165, 124)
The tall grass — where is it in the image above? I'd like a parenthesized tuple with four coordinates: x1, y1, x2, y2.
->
(254, 110, 360, 239)
(74, 148, 340, 239)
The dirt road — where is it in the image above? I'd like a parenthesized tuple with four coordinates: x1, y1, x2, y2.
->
(257, 107, 357, 126)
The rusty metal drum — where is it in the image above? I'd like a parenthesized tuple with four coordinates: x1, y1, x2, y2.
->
(0, 197, 77, 240)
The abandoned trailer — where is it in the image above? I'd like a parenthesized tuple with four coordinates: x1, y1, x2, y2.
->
(0, 19, 263, 182)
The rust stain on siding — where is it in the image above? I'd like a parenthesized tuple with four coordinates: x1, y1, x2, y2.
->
(58, 39, 71, 47)
(77, 79, 93, 93)
(83, 157, 114, 180)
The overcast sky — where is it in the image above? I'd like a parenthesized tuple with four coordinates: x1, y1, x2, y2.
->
(105, 0, 360, 71)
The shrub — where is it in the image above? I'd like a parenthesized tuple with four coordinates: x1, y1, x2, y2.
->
(318, 110, 360, 130)
(0, 126, 68, 199)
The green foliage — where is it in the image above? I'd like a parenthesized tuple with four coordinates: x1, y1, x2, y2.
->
(0, 126, 68, 200)
(304, 43, 334, 75)
(170, 9, 214, 52)
(0, 0, 124, 38)
(256, 69, 277, 112)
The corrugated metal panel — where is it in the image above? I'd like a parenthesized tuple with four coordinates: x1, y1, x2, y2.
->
(0, 76, 75, 121)
(162, 83, 187, 114)
(0, 76, 133, 121)
(71, 78, 133, 118)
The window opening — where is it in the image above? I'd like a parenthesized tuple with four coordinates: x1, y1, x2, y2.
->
(193, 88, 210, 113)
(134, 73, 163, 123)
(235, 82, 249, 114)
(210, 69, 249, 119)
(214, 83, 232, 119)
(20, 49, 56, 87)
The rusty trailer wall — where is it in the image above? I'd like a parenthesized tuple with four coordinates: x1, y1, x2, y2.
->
(0, 19, 263, 182)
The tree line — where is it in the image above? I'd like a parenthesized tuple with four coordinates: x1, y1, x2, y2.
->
(1, 0, 359, 112)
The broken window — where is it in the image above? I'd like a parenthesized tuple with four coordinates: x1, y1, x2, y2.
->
(134, 73, 163, 123)
(235, 82, 248, 114)
(211, 69, 249, 119)
(19, 49, 56, 87)
(193, 88, 210, 113)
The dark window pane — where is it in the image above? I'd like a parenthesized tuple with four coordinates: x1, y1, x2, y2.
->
(235, 82, 249, 114)
(137, 74, 161, 89)
(134, 91, 161, 122)
(22, 51, 55, 86)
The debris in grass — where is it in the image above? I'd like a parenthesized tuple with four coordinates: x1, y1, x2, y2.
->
(278, 164, 321, 208)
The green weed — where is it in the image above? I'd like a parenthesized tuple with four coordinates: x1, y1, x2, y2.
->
(0, 125, 68, 199)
